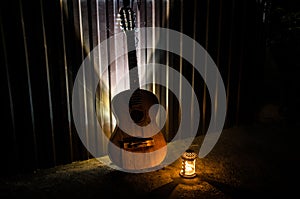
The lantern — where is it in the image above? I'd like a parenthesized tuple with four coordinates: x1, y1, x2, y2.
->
(179, 149, 197, 178)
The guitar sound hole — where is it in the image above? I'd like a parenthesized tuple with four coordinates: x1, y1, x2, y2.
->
(130, 110, 144, 124)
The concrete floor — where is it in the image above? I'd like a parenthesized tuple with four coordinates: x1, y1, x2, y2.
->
(1, 123, 299, 198)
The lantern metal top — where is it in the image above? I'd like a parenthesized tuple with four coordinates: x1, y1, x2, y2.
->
(181, 149, 197, 160)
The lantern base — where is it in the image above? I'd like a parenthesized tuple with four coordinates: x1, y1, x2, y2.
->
(179, 172, 197, 178)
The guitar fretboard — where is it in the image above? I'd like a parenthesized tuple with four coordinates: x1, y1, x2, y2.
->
(126, 30, 140, 89)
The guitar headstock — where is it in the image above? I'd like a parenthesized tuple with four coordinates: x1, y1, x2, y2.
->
(118, 6, 136, 32)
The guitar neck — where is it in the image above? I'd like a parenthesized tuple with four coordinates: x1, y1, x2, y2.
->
(126, 30, 140, 89)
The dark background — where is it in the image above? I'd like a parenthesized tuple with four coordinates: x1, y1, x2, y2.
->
(1, 0, 299, 177)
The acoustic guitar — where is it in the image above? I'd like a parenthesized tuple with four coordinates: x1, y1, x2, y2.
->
(108, 6, 167, 170)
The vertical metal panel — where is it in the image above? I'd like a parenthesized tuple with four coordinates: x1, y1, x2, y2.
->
(40, 0, 57, 166)
(18, 0, 39, 171)
(95, 0, 111, 154)
(225, 0, 236, 128)
(60, 0, 74, 162)
(0, 12, 20, 174)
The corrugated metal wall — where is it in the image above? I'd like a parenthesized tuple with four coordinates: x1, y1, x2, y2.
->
(0, 0, 267, 176)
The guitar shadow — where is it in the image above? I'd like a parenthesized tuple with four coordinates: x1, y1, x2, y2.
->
(144, 175, 260, 199)
(146, 181, 179, 199)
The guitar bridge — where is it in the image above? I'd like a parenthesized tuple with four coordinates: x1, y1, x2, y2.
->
(121, 137, 154, 150)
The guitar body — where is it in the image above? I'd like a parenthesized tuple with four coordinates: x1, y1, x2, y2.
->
(108, 89, 167, 170)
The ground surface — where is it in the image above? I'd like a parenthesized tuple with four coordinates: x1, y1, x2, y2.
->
(1, 123, 300, 198)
